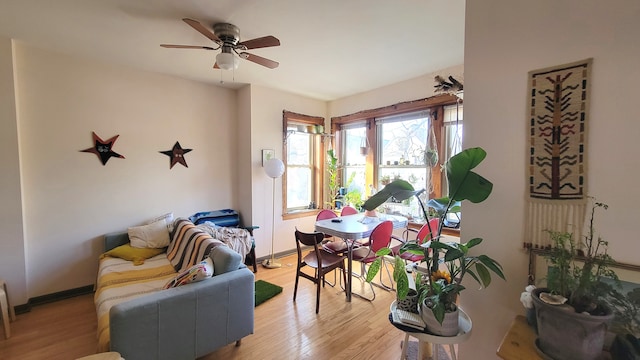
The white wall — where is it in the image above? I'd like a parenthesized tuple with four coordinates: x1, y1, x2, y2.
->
(12, 42, 237, 299)
(329, 64, 464, 118)
(248, 85, 327, 258)
(0, 37, 27, 306)
(462, 1, 640, 358)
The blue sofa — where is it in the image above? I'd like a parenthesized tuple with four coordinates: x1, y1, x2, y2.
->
(99, 227, 254, 360)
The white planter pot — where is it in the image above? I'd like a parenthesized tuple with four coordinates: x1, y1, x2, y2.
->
(420, 301, 459, 336)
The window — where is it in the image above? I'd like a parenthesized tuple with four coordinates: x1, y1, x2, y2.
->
(282, 111, 325, 219)
(286, 131, 314, 210)
(330, 94, 462, 222)
(442, 103, 463, 226)
(376, 111, 431, 220)
(340, 123, 367, 208)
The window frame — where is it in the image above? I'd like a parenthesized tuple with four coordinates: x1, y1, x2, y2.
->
(330, 94, 459, 203)
(282, 110, 326, 220)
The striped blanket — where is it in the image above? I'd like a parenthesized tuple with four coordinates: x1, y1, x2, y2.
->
(94, 254, 176, 352)
(167, 218, 223, 272)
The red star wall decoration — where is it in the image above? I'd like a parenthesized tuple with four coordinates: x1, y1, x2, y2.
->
(80, 132, 125, 166)
(160, 141, 192, 169)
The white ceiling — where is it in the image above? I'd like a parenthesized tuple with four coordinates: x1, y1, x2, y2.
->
(0, 0, 465, 101)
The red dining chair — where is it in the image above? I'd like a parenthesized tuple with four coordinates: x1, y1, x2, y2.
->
(339, 205, 370, 245)
(293, 228, 347, 314)
(340, 205, 358, 216)
(391, 217, 439, 263)
(350, 220, 394, 301)
(316, 210, 349, 255)
(316, 210, 338, 240)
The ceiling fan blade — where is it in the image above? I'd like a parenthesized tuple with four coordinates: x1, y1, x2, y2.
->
(240, 52, 279, 69)
(238, 36, 280, 50)
(160, 44, 216, 50)
(182, 18, 220, 43)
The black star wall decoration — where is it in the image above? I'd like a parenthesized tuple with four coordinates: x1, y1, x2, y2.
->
(160, 141, 192, 169)
(80, 132, 125, 165)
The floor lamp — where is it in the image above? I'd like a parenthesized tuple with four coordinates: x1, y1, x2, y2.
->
(262, 157, 285, 269)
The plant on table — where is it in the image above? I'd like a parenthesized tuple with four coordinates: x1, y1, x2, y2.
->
(365, 147, 505, 324)
(343, 171, 364, 210)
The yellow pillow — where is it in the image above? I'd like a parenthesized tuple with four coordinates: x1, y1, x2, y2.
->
(100, 244, 165, 265)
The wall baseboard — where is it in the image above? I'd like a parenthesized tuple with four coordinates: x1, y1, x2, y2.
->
(14, 284, 94, 314)
(256, 248, 298, 264)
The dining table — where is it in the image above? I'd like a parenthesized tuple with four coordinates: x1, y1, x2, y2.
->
(315, 213, 408, 302)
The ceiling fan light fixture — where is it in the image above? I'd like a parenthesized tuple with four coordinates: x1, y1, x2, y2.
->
(216, 52, 239, 70)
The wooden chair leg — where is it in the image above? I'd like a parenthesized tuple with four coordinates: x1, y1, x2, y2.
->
(250, 247, 257, 273)
(235, 339, 242, 346)
(245, 247, 257, 273)
(0, 287, 10, 339)
(293, 268, 300, 302)
(315, 277, 321, 314)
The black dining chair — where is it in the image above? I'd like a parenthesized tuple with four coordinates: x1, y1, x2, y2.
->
(293, 228, 348, 314)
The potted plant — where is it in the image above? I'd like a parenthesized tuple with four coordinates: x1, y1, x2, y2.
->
(532, 199, 620, 360)
(326, 149, 340, 209)
(607, 287, 640, 359)
(364, 147, 505, 334)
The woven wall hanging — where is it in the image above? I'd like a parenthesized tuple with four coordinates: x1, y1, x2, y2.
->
(525, 58, 592, 248)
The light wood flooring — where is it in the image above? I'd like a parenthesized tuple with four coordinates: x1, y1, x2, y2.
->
(0, 253, 452, 360)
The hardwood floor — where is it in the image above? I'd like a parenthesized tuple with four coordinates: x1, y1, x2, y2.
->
(0, 253, 452, 360)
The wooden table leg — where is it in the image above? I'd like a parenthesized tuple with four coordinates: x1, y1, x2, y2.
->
(400, 333, 410, 360)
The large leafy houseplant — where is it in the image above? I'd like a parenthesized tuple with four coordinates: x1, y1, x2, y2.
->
(532, 198, 621, 360)
(365, 147, 505, 324)
(326, 149, 340, 208)
(540, 199, 618, 315)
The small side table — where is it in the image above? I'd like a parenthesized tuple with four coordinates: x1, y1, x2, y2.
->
(389, 302, 472, 360)
(0, 278, 16, 339)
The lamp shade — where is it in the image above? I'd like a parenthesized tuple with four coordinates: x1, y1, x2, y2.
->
(216, 52, 239, 70)
(264, 158, 285, 179)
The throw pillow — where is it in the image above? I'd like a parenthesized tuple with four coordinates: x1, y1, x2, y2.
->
(128, 218, 171, 248)
(100, 244, 165, 266)
(163, 257, 214, 289)
(147, 212, 175, 233)
(210, 245, 242, 275)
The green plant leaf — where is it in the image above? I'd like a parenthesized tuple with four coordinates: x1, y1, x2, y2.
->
(465, 237, 483, 249)
(446, 147, 493, 203)
(375, 247, 391, 257)
(396, 271, 409, 299)
(474, 262, 491, 287)
(478, 254, 506, 280)
(365, 258, 381, 283)
(362, 179, 416, 210)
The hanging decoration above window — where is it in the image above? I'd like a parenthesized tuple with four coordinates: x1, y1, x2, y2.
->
(160, 141, 192, 169)
(80, 132, 125, 166)
(525, 58, 592, 249)
(434, 75, 463, 99)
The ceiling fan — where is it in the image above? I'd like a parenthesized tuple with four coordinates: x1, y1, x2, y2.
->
(161, 18, 280, 70)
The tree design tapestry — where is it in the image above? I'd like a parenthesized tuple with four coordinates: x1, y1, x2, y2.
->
(525, 58, 592, 248)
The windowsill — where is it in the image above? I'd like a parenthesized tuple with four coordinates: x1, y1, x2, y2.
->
(408, 221, 460, 237)
(283, 209, 320, 220)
